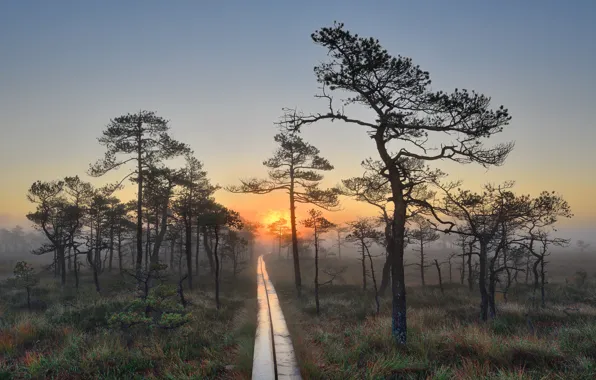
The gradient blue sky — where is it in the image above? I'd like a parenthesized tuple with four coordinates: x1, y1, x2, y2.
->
(1, 1, 595, 239)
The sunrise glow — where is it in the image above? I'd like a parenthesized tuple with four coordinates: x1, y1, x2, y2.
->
(260, 209, 291, 228)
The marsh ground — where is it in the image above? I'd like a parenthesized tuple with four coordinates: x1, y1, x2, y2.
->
(265, 253, 596, 379)
(0, 264, 256, 380)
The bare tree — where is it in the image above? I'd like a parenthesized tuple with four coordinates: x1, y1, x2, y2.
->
(228, 131, 339, 296)
(301, 209, 335, 314)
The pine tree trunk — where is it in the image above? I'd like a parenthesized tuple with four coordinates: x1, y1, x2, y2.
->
(478, 242, 489, 322)
(420, 240, 425, 287)
(195, 227, 200, 276)
(289, 184, 302, 296)
(434, 259, 444, 295)
(136, 143, 144, 277)
(185, 218, 193, 290)
(117, 229, 123, 274)
(59, 246, 66, 286)
(467, 245, 474, 291)
(108, 225, 114, 272)
(214, 226, 221, 309)
(361, 240, 367, 291)
(540, 258, 546, 308)
(314, 226, 320, 315)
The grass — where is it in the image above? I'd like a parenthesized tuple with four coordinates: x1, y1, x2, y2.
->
(266, 256, 596, 380)
(0, 267, 257, 380)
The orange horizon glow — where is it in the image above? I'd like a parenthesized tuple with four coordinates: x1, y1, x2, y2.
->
(260, 209, 291, 229)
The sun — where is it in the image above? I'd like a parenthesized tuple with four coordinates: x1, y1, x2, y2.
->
(261, 209, 291, 227)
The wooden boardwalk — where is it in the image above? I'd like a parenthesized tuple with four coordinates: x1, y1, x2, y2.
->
(252, 256, 301, 380)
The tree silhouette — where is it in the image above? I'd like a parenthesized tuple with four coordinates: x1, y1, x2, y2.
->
(341, 158, 433, 295)
(11, 261, 38, 311)
(198, 201, 243, 309)
(513, 192, 572, 307)
(267, 218, 290, 258)
(26, 179, 84, 286)
(331, 225, 349, 259)
(228, 131, 339, 296)
(172, 154, 217, 289)
(89, 110, 190, 278)
(409, 216, 440, 287)
(221, 229, 249, 279)
(283, 22, 512, 344)
(239, 220, 262, 263)
(301, 209, 335, 314)
(346, 218, 384, 314)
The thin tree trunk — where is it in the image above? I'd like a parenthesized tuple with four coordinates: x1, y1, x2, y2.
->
(214, 226, 221, 310)
(170, 238, 176, 272)
(314, 227, 320, 315)
(59, 246, 66, 286)
(365, 244, 380, 314)
(73, 255, 79, 289)
(361, 240, 367, 291)
(525, 253, 531, 285)
(289, 185, 301, 296)
(132, 238, 136, 267)
(145, 219, 150, 271)
(488, 269, 497, 319)
(108, 225, 114, 272)
(185, 218, 193, 290)
(178, 240, 183, 275)
(201, 226, 215, 274)
(136, 143, 143, 277)
(67, 245, 72, 271)
(460, 250, 465, 285)
(195, 227, 200, 276)
(420, 240, 425, 287)
(479, 242, 489, 322)
(434, 259, 444, 295)
(540, 257, 546, 308)
(93, 222, 101, 293)
(53, 249, 58, 278)
(378, 221, 393, 296)
(467, 244, 474, 291)
(117, 229, 123, 274)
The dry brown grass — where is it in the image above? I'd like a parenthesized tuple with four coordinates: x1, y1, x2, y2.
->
(0, 267, 257, 379)
(265, 255, 596, 379)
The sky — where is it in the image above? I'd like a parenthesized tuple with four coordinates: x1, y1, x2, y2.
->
(1, 1, 595, 241)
